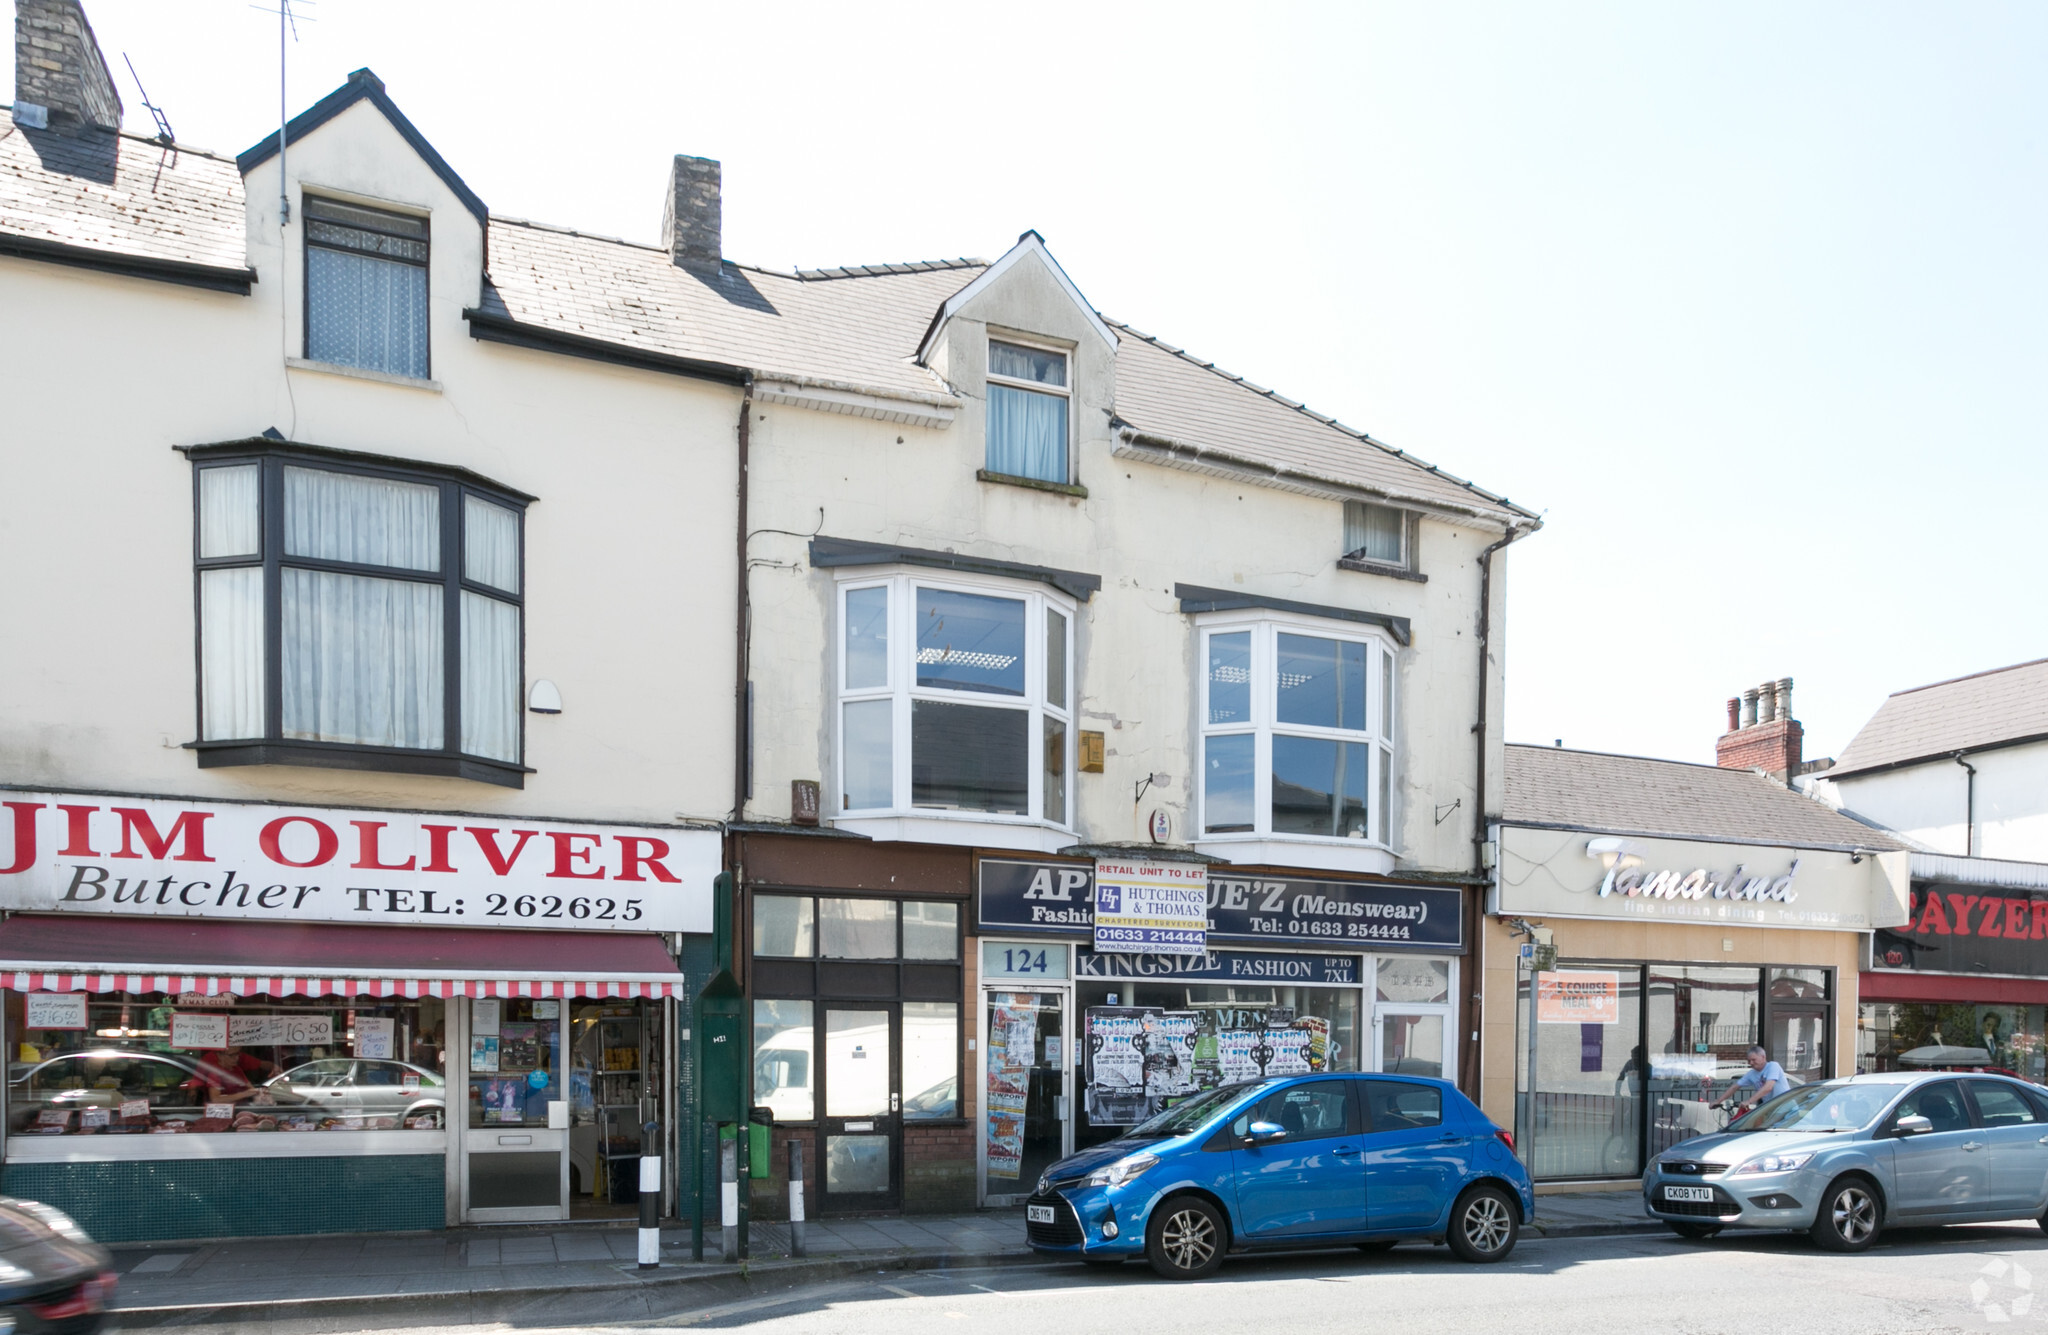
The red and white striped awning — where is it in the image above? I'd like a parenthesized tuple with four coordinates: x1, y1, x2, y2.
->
(0, 916, 688, 1001)
(4, 973, 681, 999)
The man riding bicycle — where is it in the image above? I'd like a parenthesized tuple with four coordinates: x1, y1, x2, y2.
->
(1715, 1045, 1793, 1118)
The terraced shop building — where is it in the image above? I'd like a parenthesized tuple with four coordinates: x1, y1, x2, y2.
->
(1485, 743, 1910, 1186)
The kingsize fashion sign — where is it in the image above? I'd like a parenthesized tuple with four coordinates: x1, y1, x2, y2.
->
(1492, 826, 1910, 931)
(0, 792, 718, 932)
(978, 859, 1463, 950)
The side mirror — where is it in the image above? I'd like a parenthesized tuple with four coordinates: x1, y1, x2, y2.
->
(1893, 1114, 1934, 1138)
(1244, 1120, 1287, 1145)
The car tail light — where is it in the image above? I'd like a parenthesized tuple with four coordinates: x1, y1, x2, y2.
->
(30, 1273, 115, 1320)
(1495, 1128, 1515, 1153)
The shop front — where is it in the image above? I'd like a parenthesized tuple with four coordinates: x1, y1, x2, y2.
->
(1861, 854, 2048, 1082)
(737, 830, 973, 1217)
(0, 792, 717, 1241)
(971, 856, 1466, 1205)
(1488, 822, 1909, 1184)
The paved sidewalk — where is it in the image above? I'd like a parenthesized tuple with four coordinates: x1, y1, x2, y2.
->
(104, 1193, 1655, 1330)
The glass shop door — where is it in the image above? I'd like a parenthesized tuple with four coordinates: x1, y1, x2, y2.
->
(818, 1006, 899, 1212)
(464, 997, 569, 1222)
(982, 989, 1069, 1205)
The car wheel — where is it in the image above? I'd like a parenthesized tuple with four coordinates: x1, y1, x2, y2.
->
(1146, 1196, 1226, 1280)
(1809, 1176, 1881, 1253)
(1446, 1185, 1519, 1263)
(1667, 1221, 1721, 1240)
(1356, 1239, 1399, 1253)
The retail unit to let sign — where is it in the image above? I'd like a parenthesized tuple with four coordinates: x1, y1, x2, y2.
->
(1092, 860, 1208, 956)
(0, 791, 720, 932)
(1535, 971, 1621, 1024)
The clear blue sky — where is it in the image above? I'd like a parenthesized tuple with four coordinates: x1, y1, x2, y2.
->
(15, 1, 2045, 765)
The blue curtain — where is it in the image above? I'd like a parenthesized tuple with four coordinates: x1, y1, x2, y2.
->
(987, 384, 1068, 483)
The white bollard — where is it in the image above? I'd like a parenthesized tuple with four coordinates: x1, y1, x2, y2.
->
(719, 1136, 739, 1263)
(638, 1147, 662, 1268)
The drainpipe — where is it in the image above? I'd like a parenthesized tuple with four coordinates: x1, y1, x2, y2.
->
(1954, 753, 1977, 858)
(1463, 522, 1528, 1100)
(733, 375, 755, 820)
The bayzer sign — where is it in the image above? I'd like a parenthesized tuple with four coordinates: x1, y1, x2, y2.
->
(978, 859, 1463, 950)
(0, 791, 719, 932)
(1492, 826, 1910, 932)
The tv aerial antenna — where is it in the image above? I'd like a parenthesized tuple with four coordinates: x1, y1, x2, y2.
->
(250, 0, 315, 224)
(120, 53, 174, 145)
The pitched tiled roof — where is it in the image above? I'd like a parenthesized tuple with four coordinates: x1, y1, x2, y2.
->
(0, 97, 1531, 520)
(481, 220, 967, 403)
(1830, 658, 2048, 779)
(1504, 744, 1907, 850)
(1110, 323, 1536, 523)
(0, 110, 247, 275)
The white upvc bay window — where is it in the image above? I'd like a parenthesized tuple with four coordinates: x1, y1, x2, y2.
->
(1199, 619, 1398, 846)
(838, 574, 1073, 827)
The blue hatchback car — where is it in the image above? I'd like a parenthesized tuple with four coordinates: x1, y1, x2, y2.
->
(1025, 1073, 1535, 1279)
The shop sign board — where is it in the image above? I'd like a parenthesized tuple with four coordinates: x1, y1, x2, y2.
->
(1093, 860, 1208, 955)
(1493, 826, 1910, 932)
(169, 1012, 228, 1050)
(979, 859, 1464, 950)
(1075, 948, 1360, 985)
(1872, 883, 2048, 976)
(0, 791, 719, 932)
(1535, 971, 1621, 1024)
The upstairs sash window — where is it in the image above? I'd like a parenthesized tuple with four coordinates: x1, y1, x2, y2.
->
(304, 197, 430, 379)
(986, 339, 1070, 484)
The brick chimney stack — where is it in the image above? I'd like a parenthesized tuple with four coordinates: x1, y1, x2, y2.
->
(661, 155, 722, 273)
(12, 0, 121, 134)
(1715, 676, 1804, 784)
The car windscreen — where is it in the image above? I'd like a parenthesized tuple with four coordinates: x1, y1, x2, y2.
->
(1122, 1081, 1270, 1139)
(1731, 1082, 1895, 1133)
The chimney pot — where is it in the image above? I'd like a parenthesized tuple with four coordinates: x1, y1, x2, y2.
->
(1739, 689, 1758, 729)
(1756, 682, 1777, 725)
(662, 154, 722, 273)
(12, 0, 122, 133)
(1774, 677, 1793, 723)
(1725, 698, 1740, 734)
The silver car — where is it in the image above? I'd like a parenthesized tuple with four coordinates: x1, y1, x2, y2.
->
(1644, 1071, 2048, 1251)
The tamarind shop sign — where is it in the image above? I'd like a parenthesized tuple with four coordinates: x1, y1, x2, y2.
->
(1872, 884, 2048, 976)
(0, 791, 718, 932)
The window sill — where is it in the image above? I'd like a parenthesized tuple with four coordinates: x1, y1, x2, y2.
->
(190, 740, 529, 789)
(1337, 556, 1426, 583)
(832, 814, 1075, 854)
(286, 356, 443, 393)
(976, 469, 1089, 499)
(1189, 837, 1396, 876)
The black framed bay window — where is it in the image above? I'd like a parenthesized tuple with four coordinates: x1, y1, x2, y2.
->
(189, 443, 532, 787)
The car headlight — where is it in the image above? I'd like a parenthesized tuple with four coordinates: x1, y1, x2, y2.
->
(1086, 1153, 1159, 1188)
(1730, 1152, 1815, 1176)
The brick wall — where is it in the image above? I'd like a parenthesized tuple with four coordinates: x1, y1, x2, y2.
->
(902, 1122, 976, 1211)
(1714, 717, 1802, 780)
(14, 0, 121, 131)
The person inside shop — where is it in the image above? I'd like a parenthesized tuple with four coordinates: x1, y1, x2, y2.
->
(190, 1045, 265, 1107)
(1716, 1045, 1793, 1115)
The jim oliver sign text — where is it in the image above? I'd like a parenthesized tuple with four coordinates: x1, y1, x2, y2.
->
(0, 793, 717, 932)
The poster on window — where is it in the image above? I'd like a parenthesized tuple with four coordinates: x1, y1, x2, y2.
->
(1535, 971, 1621, 1024)
(985, 997, 1035, 1179)
(1084, 1006, 1202, 1125)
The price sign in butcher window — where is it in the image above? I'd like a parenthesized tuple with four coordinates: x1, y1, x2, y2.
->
(22, 994, 86, 1030)
(170, 1012, 230, 1050)
(1535, 971, 1621, 1025)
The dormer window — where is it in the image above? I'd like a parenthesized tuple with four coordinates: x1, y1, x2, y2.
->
(986, 339, 1070, 484)
(305, 196, 430, 379)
